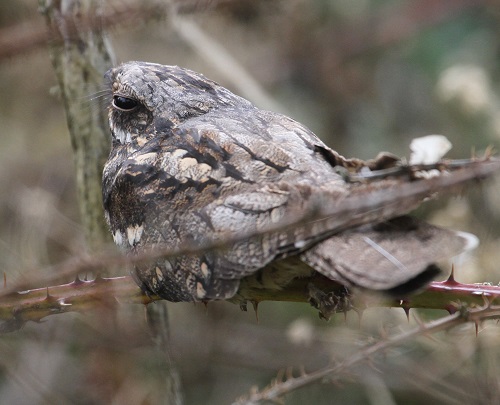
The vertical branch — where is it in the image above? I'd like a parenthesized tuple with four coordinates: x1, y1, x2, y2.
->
(39, 0, 113, 250)
(38, 3, 183, 404)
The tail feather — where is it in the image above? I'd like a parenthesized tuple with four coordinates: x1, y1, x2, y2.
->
(301, 216, 477, 295)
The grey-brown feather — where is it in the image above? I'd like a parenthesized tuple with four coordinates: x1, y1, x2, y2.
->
(102, 61, 473, 302)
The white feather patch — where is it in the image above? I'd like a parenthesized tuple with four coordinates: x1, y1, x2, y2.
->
(113, 231, 125, 247)
(126, 224, 144, 246)
(113, 126, 132, 144)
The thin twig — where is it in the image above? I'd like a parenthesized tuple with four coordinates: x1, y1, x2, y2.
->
(234, 301, 500, 404)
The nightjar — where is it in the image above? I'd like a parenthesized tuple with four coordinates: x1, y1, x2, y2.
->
(102, 61, 496, 303)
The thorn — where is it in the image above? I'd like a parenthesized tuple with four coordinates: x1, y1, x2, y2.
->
(445, 304, 457, 315)
(3, 272, 6, 289)
(251, 300, 259, 322)
(72, 274, 84, 285)
(276, 368, 285, 383)
(401, 301, 411, 321)
(202, 300, 208, 314)
(403, 306, 410, 322)
(444, 265, 458, 285)
(285, 366, 294, 380)
(44, 287, 57, 302)
(484, 144, 495, 159)
(354, 308, 364, 328)
(475, 321, 479, 336)
(93, 273, 104, 283)
(299, 365, 306, 377)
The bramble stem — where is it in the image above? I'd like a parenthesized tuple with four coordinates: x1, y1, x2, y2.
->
(0, 272, 498, 332)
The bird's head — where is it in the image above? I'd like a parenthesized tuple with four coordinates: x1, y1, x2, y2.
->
(105, 61, 244, 144)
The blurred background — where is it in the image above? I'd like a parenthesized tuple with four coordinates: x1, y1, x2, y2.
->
(1, 0, 500, 404)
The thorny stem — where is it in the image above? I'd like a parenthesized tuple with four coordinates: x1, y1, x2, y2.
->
(233, 299, 500, 405)
(0, 275, 155, 333)
(0, 271, 500, 332)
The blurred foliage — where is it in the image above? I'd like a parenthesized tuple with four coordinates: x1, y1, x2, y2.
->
(1, 0, 500, 404)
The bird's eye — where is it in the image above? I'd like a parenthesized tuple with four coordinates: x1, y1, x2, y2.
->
(113, 95, 138, 111)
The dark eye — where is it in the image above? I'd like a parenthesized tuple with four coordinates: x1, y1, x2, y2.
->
(113, 95, 138, 111)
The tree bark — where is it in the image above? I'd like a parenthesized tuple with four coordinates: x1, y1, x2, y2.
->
(40, 0, 113, 250)
(39, 1, 183, 403)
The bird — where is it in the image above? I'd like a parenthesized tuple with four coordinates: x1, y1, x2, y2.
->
(102, 61, 498, 305)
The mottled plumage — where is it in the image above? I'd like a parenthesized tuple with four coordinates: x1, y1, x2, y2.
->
(102, 61, 494, 302)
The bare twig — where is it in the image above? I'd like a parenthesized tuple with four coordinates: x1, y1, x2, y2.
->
(233, 299, 500, 404)
(1, 0, 487, 63)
